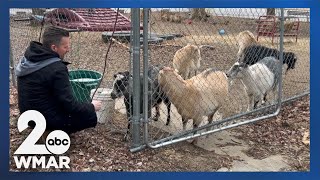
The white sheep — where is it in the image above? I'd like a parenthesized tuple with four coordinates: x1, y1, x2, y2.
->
(226, 56, 281, 111)
(172, 44, 201, 80)
(158, 67, 229, 132)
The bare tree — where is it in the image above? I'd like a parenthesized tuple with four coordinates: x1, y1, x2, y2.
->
(191, 8, 209, 21)
(266, 8, 275, 16)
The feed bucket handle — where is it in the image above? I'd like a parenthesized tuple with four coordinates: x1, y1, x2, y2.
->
(85, 82, 99, 87)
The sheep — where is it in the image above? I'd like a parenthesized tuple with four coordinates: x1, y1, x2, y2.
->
(172, 44, 201, 80)
(236, 30, 258, 60)
(110, 65, 171, 140)
(160, 10, 184, 23)
(169, 13, 183, 23)
(226, 56, 281, 111)
(158, 66, 229, 133)
(283, 21, 295, 33)
(161, 10, 174, 22)
(238, 44, 297, 73)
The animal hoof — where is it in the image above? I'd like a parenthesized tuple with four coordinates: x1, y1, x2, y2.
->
(192, 139, 199, 145)
(123, 133, 130, 142)
(186, 139, 194, 144)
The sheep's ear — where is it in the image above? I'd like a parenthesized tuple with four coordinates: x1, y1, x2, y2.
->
(239, 63, 248, 68)
(123, 71, 131, 77)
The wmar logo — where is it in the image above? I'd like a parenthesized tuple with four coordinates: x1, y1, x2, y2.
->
(13, 110, 70, 169)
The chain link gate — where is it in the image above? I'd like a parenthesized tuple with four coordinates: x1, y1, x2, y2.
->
(10, 8, 309, 152)
(131, 8, 310, 152)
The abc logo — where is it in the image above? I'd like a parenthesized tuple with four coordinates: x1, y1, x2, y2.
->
(45, 130, 70, 155)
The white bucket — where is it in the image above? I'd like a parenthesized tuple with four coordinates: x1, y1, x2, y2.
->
(90, 88, 115, 124)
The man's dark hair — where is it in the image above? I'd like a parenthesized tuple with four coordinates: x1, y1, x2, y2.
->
(42, 26, 70, 49)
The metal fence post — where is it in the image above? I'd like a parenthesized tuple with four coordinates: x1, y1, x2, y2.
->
(277, 8, 285, 110)
(142, 8, 150, 145)
(10, 42, 17, 88)
(131, 8, 141, 148)
(130, 8, 150, 153)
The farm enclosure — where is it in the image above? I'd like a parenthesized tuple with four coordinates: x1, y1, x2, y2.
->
(9, 8, 309, 156)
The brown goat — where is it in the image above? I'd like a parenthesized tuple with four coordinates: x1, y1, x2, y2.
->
(158, 67, 229, 132)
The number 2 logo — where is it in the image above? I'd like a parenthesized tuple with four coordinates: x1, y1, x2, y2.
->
(14, 110, 51, 154)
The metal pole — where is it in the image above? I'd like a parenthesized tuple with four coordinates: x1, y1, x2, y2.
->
(129, 9, 133, 74)
(130, 8, 150, 153)
(9, 42, 17, 88)
(149, 110, 282, 148)
(148, 9, 152, 39)
(142, 8, 150, 145)
(277, 8, 285, 111)
(131, 8, 141, 148)
(130, 8, 151, 153)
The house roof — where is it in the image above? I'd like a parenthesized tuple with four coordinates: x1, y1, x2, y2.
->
(45, 8, 142, 32)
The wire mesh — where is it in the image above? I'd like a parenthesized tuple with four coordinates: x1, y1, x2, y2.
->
(10, 8, 134, 142)
(142, 8, 309, 149)
(10, 8, 310, 150)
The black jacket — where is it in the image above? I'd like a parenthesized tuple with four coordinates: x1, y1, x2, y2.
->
(16, 41, 97, 132)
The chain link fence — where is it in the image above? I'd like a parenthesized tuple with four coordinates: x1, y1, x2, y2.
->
(10, 8, 309, 151)
(138, 8, 309, 151)
(9, 8, 134, 142)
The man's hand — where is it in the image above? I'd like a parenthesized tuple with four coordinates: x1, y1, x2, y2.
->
(92, 100, 102, 111)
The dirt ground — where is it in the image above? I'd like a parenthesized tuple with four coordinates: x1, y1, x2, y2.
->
(9, 10, 310, 172)
(9, 87, 310, 172)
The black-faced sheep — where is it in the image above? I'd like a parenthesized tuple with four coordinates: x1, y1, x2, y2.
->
(227, 56, 281, 110)
(110, 65, 171, 140)
(238, 44, 297, 73)
(172, 44, 201, 80)
(158, 67, 229, 132)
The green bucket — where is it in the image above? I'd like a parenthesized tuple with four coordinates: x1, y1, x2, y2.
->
(69, 69, 102, 102)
